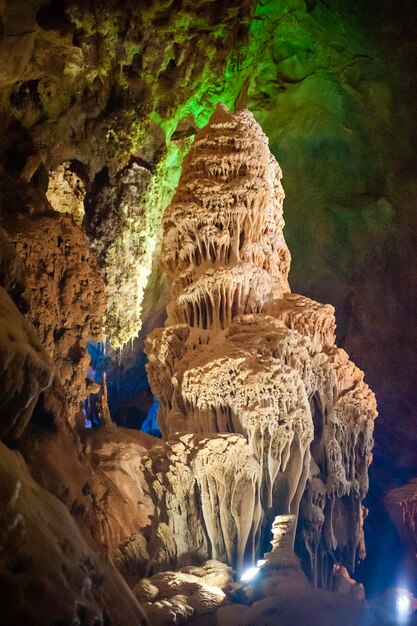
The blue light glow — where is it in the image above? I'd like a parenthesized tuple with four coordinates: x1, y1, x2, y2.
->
(141, 400, 162, 437)
(240, 566, 260, 582)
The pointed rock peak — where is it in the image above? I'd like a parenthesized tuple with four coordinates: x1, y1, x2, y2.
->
(162, 104, 291, 328)
(209, 102, 231, 124)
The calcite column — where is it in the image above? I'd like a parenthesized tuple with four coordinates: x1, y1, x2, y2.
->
(146, 104, 377, 584)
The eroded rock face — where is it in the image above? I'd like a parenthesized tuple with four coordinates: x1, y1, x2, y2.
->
(47, 162, 85, 226)
(0, 440, 147, 626)
(85, 162, 153, 348)
(133, 560, 231, 626)
(0, 226, 52, 441)
(385, 481, 417, 575)
(81, 426, 156, 561)
(0, 0, 256, 349)
(0, 214, 151, 622)
(3, 201, 105, 423)
(144, 433, 263, 572)
(146, 104, 377, 586)
(0, 286, 52, 441)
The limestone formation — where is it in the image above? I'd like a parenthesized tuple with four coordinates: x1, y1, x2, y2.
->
(0, 440, 147, 626)
(47, 162, 85, 226)
(146, 104, 377, 586)
(0, 0, 414, 619)
(85, 162, 153, 347)
(0, 226, 27, 307)
(3, 201, 105, 423)
(0, 6, 415, 588)
(133, 561, 231, 626)
(143, 434, 263, 572)
(81, 426, 156, 561)
(385, 480, 417, 556)
(0, 286, 52, 441)
(0, 226, 53, 441)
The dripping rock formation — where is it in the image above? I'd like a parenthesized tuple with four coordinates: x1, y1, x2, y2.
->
(145, 104, 378, 587)
(0, 96, 382, 625)
(0, 0, 415, 621)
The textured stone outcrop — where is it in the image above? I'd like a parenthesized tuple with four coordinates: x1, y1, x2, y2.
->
(81, 426, 156, 563)
(0, 287, 52, 441)
(85, 429, 262, 581)
(237, 584, 371, 626)
(385, 480, 417, 556)
(47, 162, 85, 226)
(3, 198, 105, 422)
(0, 0, 255, 348)
(0, 226, 53, 441)
(134, 560, 231, 626)
(143, 433, 263, 573)
(1, 0, 415, 617)
(0, 440, 147, 626)
(85, 162, 153, 347)
(146, 104, 377, 586)
(0, 226, 27, 307)
(0, 0, 415, 508)
(130, 514, 374, 626)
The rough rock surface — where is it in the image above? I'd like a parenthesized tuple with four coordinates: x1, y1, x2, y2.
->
(85, 162, 153, 347)
(238, 588, 372, 626)
(81, 426, 156, 563)
(134, 561, 231, 626)
(0, 0, 255, 346)
(385, 478, 417, 560)
(0, 6, 414, 567)
(0, 286, 52, 441)
(81, 429, 263, 582)
(0, 221, 150, 622)
(146, 104, 377, 586)
(2, 189, 105, 422)
(143, 433, 263, 573)
(47, 162, 86, 226)
(0, 225, 52, 441)
(0, 0, 415, 500)
(135, 514, 379, 626)
(0, 226, 27, 306)
(0, 440, 147, 626)
(0, 0, 414, 620)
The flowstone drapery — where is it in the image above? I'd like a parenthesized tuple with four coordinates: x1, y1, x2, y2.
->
(145, 104, 377, 585)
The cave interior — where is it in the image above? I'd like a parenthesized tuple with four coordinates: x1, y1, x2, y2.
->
(1, 0, 417, 625)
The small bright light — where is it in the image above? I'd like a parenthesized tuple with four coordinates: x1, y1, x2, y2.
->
(240, 566, 260, 582)
(257, 559, 266, 567)
(397, 594, 411, 616)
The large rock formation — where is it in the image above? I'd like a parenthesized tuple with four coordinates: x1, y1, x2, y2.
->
(85, 162, 153, 348)
(385, 481, 417, 583)
(0, 214, 151, 624)
(0, 440, 147, 626)
(0, 227, 53, 441)
(146, 104, 377, 586)
(1, 177, 105, 424)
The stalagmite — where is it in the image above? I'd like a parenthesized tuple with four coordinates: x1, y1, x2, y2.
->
(145, 104, 377, 587)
